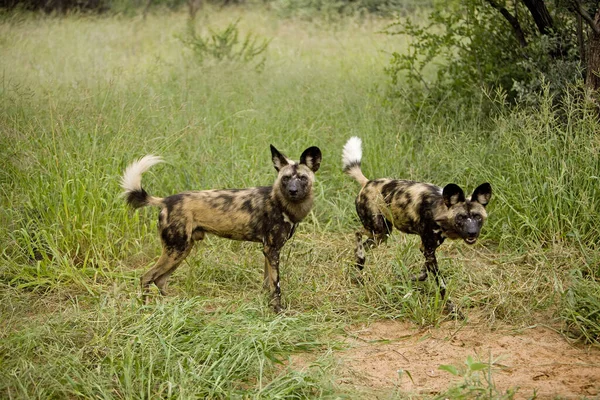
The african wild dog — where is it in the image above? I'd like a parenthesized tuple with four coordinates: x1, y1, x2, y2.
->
(342, 137, 491, 312)
(121, 145, 322, 312)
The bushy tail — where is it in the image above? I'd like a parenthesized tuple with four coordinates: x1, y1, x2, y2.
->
(342, 137, 368, 187)
(120, 155, 165, 209)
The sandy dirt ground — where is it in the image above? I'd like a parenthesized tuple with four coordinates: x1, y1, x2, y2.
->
(334, 318, 600, 399)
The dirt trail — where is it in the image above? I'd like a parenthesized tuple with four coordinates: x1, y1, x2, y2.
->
(336, 319, 600, 398)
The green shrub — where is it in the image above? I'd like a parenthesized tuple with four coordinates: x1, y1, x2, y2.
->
(383, 0, 585, 113)
(180, 19, 270, 70)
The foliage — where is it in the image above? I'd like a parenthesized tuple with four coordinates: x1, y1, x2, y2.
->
(383, 0, 587, 111)
(271, 0, 434, 19)
(0, 0, 245, 14)
(1, 0, 434, 16)
(438, 355, 518, 399)
(179, 18, 270, 70)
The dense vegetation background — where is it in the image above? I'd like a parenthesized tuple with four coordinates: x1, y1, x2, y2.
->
(1, 0, 599, 397)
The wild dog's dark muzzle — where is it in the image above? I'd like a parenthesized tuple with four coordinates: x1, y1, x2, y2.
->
(287, 179, 299, 196)
(285, 177, 308, 202)
(463, 218, 481, 244)
(288, 180, 298, 196)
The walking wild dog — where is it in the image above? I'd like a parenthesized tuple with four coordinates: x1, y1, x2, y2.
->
(121, 145, 322, 312)
(342, 137, 491, 313)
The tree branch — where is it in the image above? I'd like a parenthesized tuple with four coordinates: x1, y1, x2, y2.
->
(522, 0, 554, 35)
(570, 0, 600, 35)
(484, 0, 528, 47)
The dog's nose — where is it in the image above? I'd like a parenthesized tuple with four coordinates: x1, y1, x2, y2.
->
(289, 189, 298, 196)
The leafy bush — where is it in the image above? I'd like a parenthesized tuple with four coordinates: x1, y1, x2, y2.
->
(383, 0, 585, 112)
(180, 19, 270, 70)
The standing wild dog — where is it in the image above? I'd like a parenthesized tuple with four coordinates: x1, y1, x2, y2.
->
(342, 137, 491, 312)
(121, 145, 322, 312)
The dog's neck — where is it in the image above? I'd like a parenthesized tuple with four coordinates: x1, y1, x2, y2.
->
(272, 192, 314, 223)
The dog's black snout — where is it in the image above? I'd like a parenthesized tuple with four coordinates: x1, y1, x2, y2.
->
(287, 180, 299, 196)
(464, 219, 480, 239)
(467, 228, 479, 238)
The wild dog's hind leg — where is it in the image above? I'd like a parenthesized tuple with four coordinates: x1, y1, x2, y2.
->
(355, 229, 389, 271)
(355, 213, 392, 271)
(355, 231, 367, 270)
(152, 245, 194, 296)
(140, 228, 194, 302)
(153, 228, 204, 295)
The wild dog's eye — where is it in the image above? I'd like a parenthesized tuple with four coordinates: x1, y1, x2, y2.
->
(282, 176, 291, 183)
(455, 215, 465, 222)
(299, 175, 309, 182)
(473, 214, 482, 222)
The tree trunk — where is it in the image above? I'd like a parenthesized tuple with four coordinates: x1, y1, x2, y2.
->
(586, 9, 600, 93)
(187, 0, 202, 20)
(521, 0, 554, 35)
(485, 0, 528, 47)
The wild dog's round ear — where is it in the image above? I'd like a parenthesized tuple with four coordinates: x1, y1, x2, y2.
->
(300, 146, 322, 172)
(442, 183, 466, 208)
(270, 145, 289, 172)
(471, 182, 492, 207)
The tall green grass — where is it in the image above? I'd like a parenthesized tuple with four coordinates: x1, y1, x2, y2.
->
(0, 294, 338, 398)
(1, 5, 599, 398)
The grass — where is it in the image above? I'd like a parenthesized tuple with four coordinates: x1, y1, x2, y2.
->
(0, 291, 339, 398)
(1, 3, 599, 398)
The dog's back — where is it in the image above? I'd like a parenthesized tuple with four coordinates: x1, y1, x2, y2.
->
(157, 187, 274, 242)
(356, 178, 445, 236)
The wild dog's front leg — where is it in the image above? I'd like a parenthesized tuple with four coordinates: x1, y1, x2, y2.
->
(420, 236, 463, 318)
(263, 244, 283, 313)
(422, 245, 446, 300)
(414, 231, 445, 282)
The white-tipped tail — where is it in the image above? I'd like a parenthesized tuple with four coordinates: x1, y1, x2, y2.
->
(342, 137, 368, 187)
(342, 136, 362, 168)
(121, 155, 163, 193)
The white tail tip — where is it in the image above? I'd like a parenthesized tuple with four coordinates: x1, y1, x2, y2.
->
(342, 136, 363, 168)
(120, 155, 163, 192)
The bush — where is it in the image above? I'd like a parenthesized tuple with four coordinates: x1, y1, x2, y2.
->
(383, 0, 586, 113)
(179, 19, 270, 70)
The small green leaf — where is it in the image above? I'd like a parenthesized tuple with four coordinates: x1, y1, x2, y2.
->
(439, 364, 460, 376)
(468, 362, 489, 372)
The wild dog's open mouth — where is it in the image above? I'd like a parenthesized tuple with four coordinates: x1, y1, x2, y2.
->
(287, 194, 307, 203)
(464, 237, 477, 245)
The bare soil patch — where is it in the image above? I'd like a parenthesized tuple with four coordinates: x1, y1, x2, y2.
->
(336, 318, 600, 398)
